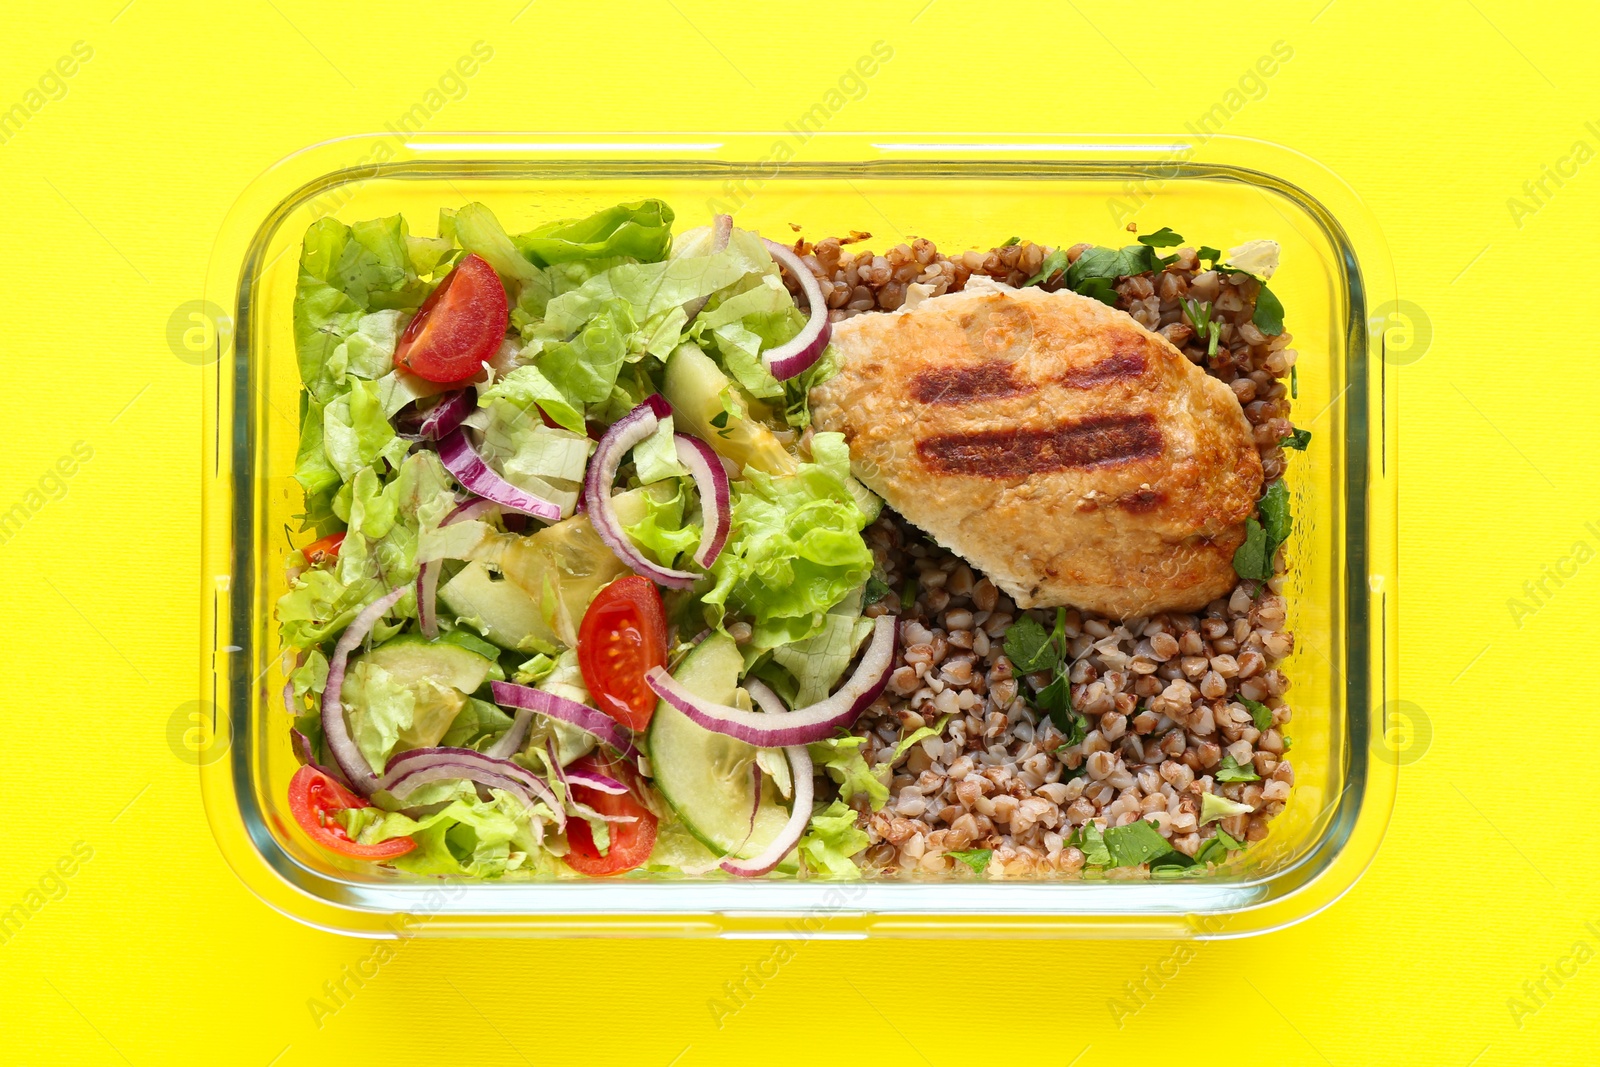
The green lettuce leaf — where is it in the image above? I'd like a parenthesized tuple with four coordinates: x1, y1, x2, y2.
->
(620, 480, 700, 568)
(348, 789, 553, 878)
(808, 734, 889, 810)
(1076, 823, 1112, 867)
(449, 202, 537, 284)
(798, 799, 869, 880)
(770, 610, 874, 706)
(321, 377, 410, 480)
(1193, 827, 1246, 865)
(477, 364, 586, 435)
(702, 439, 874, 646)
(949, 848, 992, 875)
(513, 199, 674, 267)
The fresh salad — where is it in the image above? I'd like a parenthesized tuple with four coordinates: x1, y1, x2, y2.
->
(280, 199, 891, 879)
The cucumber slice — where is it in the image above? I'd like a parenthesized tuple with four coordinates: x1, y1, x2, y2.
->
(663, 342, 796, 477)
(352, 634, 498, 755)
(362, 633, 495, 696)
(646, 633, 797, 869)
(438, 561, 561, 654)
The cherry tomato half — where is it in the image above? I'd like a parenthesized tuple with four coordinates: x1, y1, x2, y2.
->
(287, 765, 415, 860)
(302, 531, 345, 566)
(393, 253, 509, 383)
(577, 575, 669, 731)
(562, 753, 658, 877)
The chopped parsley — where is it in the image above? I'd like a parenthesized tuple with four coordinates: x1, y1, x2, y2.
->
(899, 578, 917, 613)
(1024, 247, 1069, 287)
(1196, 245, 1223, 264)
(1215, 754, 1261, 782)
(1074, 824, 1112, 867)
(1136, 226, 1184, 248)
(1240, 696, 1274, 732)
(1182, 297, 1223, 359)
(1004, 610, 1089, 740)
(1001, 235, 1021, 247)
(1103, 819, 1175, 867)
(1193, 827, 1245, 865)
(864, 575, 892, 605)
(1253, 282, 1285, 335)
(949, 848, 992, 875)
(1233, 479, 1292, 581)
(1291, 362, 1299, 398)
(1281, 427, 1312, 450)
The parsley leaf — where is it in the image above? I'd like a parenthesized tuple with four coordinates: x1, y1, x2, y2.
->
(949, 848, 992, 875)
(1034, 674, 1082, 739)
(1024, 247, 1069, 287)
(1258, 479, 1292, 547)
(1253, 281, 1285, 335)
(1076, 276, 1120, 306)
(1003, 615, 1060, 674)
(864, 575, 892, 605)
(1281, 427, 1312, 450)
(1103, 819, 1175, 867)
(1123, 243, 1160, 275)
(1075, 824, 1112, 867)
(1232, 518, 1272, 581)
(1197, 245, 1222, 264)
(1241, 696, 1274, 732)
(1193, 827, 1245, 865)
(1215, 754, 1261, 782)
(1136, 226, 1184, 248)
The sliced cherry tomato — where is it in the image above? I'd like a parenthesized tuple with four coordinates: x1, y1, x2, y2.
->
(393, 253, 508, 383)
(302, 531, 345, 566)
(577, 575, 669, 731)
(287, 765, 415, 860)
(563, 753, 658, 877)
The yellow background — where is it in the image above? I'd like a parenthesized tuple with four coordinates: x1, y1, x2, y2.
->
(3, 1, 1597, 1064)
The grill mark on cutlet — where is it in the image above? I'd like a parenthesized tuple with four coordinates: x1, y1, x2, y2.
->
(1060, 349, 1146, 388)
(909, 350, 1146, 406)
(909, 363, 1034, 405)
(916, 414, 1162, 478)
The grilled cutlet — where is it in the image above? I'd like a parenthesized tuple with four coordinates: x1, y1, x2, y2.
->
(809, 278, 1263, 620)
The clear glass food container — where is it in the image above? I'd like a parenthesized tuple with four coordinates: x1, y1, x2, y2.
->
(200, 133, 1398, 938)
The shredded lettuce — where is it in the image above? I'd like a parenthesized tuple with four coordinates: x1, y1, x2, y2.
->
(702, 431, 874, 646)
(798, 800, 869, 879)
(513, 199, 674, 267)
(770, 609, 874, 705)
(808, 734, 889, 810)
(347, 789, 553, 879)
(620, 480, 700, 568)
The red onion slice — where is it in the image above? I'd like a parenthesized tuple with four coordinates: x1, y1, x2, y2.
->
(321, 585, 410, 793)
(490, 680, 642, 764)
(583, 395, 701, 589)
(673, 433, 731, 568)
(417, 496, 496, 639)
(720, 680, 813, 877)
(438, 428, 564, 522)
(680, 214, 733, 323)
(395, 388, 474, 441)
(645, 615, 897, 747)
(759, 237, 832, 381)
(382, 745, 563, 827)
(487, 708, 533, 760)
(565, 769, 629, 795)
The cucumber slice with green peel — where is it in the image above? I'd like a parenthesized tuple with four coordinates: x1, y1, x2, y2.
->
(362, 632, 496, 695)
(438, 560, 562, 654)
(663, 342, 797, 477)
(645, 633, 798, 869)
(352, 634, 500, 756)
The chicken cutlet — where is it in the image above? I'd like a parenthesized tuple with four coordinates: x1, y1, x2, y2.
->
(809, 278, 1263, 619)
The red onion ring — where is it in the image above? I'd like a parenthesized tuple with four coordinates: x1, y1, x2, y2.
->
(489, 680, 642, 764)
(487, 708, 534, 760)
(565, 768, 629, 795)
(321, 585, 410, 794)
(382, 745, 563, 827)
(759, 237, 832, 381)
(582, 395, 701, 588)
(437, 427, 564, 522)
(644, 615, 897, 747)
(394, 388, 474, 441)
(673, 433, 731, 568)
(720, 680, 813, 877)
(680, 214, 733, 323)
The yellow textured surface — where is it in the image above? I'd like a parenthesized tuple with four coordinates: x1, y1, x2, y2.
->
(2, 2, 1597, 1064)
